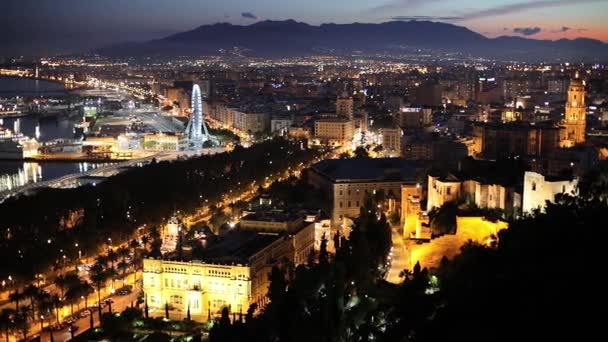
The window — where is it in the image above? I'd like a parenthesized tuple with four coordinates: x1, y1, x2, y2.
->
(562, 185, 566, 193)
(339, 190, 343, 196)
(348, 201, 351, 207)
(446, 187, 451, 195)
(356, 201, 360, 207)
(170, 295, 183, 305)
(164, 279, 168, 287)
(532, 182, 537, 191)
(339, 202, 343, 208)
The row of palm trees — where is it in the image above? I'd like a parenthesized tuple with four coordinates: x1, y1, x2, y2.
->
(0, 237, 149, 341)
(1, 278, 89, 341)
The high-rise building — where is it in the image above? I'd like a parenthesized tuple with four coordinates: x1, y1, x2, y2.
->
(379, 128, 402, 157)
(314, 118, 354, 145)
(233, 110, 269, 134)
(561, 77, 586, 147)
(395, 107, 432, 129)
(336, 96, 354, 119)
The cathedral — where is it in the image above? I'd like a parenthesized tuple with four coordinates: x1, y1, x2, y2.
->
(473, 76, 587, 159)
(560, 76, 587, 147)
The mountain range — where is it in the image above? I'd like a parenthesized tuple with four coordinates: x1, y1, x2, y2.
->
(98, 20, 608, 62)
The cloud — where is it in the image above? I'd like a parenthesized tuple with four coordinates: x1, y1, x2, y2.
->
(372, 0, 442, 12)
(455, 0, 605, 21)
(380, 0, 604, 24)
(391, 15, 463, 21)
(241, 12, 259, 20)
(550, 26, 589, 33)
(513, 27, 542, 36)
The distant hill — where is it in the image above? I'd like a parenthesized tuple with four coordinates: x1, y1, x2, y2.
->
(98, 20, 608, 62)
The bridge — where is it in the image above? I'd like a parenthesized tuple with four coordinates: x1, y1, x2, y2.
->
(0, 153, 163, 202)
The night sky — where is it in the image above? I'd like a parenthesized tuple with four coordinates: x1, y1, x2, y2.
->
(2, 0, 607, 56)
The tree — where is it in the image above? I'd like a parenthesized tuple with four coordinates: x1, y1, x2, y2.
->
(353, 146, 369, 158)
(50, 294, 62, 325)
(9, 290, 23, 311)
(129, 239, 140, 261)
(55, 274, 68, 298)
(80, 281, 94, 309)
(22, 285, 41, 319)
(117, 261, 129, 278)
(117, 246, 130, 264)
(107, 249, 118, 269)
(267, 266, 287, 304)
(89, 263, 108, 320)
(15, 307, 29, 341)
(319, 233, 329, 268)
(0, 309, 16, 342)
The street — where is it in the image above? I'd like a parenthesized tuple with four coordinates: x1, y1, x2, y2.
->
(386, 223, 409, 284)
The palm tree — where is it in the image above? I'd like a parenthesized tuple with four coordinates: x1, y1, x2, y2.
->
(9, 290, 23, 311)
(117, 261, 129, 279)
(22, 285, 40, 319)
(15, 306, 30, 341)
(129, 239, 140, 260)
(89, 264, 108, 320)
(141, 235, 150, 251)
(117, 246, 130, 264)
(35, 292, 52, 332)
(95, 255, 108, 268)
(50, 294, 62, 325)
(79, 281, 94, 309)
(0, 308, 16, 342)
(55, 274, 68, 298)
(107, 249, 118, 269)
(64, 286, 80, 316)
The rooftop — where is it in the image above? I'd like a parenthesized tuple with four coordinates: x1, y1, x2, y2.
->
(193, 229, 281, 265)
(310, 157, 422, 183)
(241, 210, 303, 223)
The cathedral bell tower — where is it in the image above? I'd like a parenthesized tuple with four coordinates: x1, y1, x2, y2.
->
(561, 74, 586, 147)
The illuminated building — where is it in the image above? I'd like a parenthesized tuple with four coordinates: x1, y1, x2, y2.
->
(309, 158, 421, 225)
(400, 184, 430, 239)
(240, 211, 305, 233)
(522, 171, 578, 214)
(270, 117, 293, 135)
(395, 107, 431, 129)
(143, 226, 314, 319)
(233, 110, 269, 134)
(379, 127, 402, 157)
(560, 77, 586, 147)
(472, 78, 587, 158)
(426, 173, 521, 215)
(336, 96, 354, 119)
(144, 133, 188, 151)
(314, 118, 354, 145)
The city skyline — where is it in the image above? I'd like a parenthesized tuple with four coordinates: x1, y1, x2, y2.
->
(2, 0, 608, 56)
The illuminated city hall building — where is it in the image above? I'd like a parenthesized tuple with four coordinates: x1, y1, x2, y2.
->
(143, 223, 314, 319)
